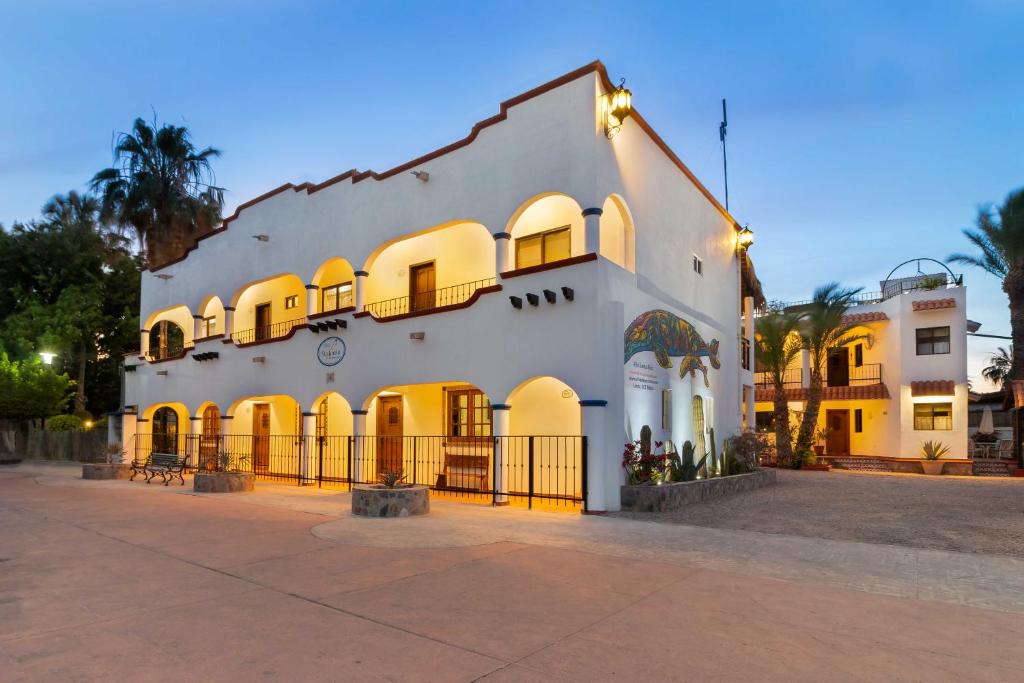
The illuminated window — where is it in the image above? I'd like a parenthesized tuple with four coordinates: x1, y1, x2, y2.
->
(284, 295, 298, 310)
(916, 327, 950, 355)
(914, 403, 952, 430)
(322, 282, 353, 312)
(447, 389, 492, 439)
(515, 226, 571, 269)
(198, 316, 217, 338)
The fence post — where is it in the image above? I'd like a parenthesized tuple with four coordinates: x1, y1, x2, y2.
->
(411, 437, 418, 486)
(347, 436, 354, 491)
(317, 436, 324, 489)
(528, 436, 535, 510)
(581, 436, 589, 513)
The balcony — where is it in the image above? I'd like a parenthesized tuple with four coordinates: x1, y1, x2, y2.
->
(231, 316, 308, 345)
(361, 277, 498, 321)
(146, 341, 195, 363)
(756, 363, 888, 401)
(754, 368, 801, 389)
(826, 363, 882, 387)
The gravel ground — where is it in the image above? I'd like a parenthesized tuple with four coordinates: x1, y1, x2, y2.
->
(614, 469, 1024, 558)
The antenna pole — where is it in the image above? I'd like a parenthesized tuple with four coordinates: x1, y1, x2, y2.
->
(719, 98, 729, 211)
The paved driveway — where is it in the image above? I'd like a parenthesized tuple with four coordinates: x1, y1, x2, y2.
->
(617, 469, 1024, 558)
(3, 462, 1024, 682)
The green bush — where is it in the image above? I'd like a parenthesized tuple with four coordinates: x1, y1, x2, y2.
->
(46, 414, 84, 431)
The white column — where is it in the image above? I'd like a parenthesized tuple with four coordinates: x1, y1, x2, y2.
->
(580, 400, 608, 512)
(223, 308, 235, 339)
(119, 411, 137, 463)
(305, 285, 319, 318)
(743, 295, 756, 431)
(491, 404, 511, 504)
(354, 271, 368, 312)
(301, 411, 317, 484)
(494, 233, 511, 275)
(189, 416, 203, 470)
(352, 409, 367, 482)
(581, 207, 602, 255)
(139, 329, 150, 357)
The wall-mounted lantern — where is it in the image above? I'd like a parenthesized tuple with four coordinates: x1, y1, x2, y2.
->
(737, 225, 754, 251)
(604, 78, 633, 139)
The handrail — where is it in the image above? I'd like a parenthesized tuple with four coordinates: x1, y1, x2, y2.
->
(363, 277, 496, 319)
(754, 368, 802, 389)
(231, 316, 307, 345)
(146, 341, 195, 362)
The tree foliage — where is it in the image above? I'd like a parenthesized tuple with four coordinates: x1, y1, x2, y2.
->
(0, 353, 73, 421)
(91, 116, 223, 267)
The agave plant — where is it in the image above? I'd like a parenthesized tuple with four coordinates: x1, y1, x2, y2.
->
(378, 468, 407, 488)
(921, 440, 950, 461)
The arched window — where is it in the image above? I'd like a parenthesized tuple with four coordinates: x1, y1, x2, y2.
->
(153, 407, 179, 454)
(149, 321, 185, 360)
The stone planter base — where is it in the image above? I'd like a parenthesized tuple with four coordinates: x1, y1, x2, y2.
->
(352, 484, 429, 517)
(194, 471, 255, 493)
(82, 463, 132, 480)
(921, 460, 945, 475)
(621, 469, 777, 513)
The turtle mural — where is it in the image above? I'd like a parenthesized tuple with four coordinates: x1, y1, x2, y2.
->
(624, 310, 721, 388)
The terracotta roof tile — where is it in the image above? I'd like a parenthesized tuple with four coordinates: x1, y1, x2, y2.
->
(912, 298, 956, 311)
(911, 380, 955, 397)
(756, 384, 890, 402)
(843, 311, 888, 324)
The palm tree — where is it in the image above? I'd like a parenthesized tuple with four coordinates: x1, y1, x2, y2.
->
(949, 187, 1024, 467)
(91, 117, 223, 266)
(755, 310, 803, 465)
(982, 346, 1012, 389)
(794, 283, 870, 457)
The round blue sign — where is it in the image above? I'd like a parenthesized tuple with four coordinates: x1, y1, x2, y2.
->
(317, 336, 346, 367)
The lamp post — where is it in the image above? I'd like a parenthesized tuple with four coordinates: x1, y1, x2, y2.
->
(39, 351, 57, 365)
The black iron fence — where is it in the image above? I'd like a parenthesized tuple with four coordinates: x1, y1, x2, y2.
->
(134, 433, 586, 508)
(147, 341, 195, 362)
(363, 278, 496, 319)
(826, 362, 882, 387)
(231, 316, 307, 345)
(754, 368, 802, 389)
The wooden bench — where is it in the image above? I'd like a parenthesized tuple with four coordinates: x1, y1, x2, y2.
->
(437, 452, 490, 492)
(130, 452, 188, 485)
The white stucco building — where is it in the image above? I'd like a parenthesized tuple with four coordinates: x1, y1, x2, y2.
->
(114, 62, 759, 511)
(755, 269, 971, 473)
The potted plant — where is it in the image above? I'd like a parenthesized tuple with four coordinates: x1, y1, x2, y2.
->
(81, 442, 133, 480)
(920, 440, 949, 475)
(812, 426, 832, 458)
(352, 468, 430, 517)
(193, 450, 255, 492)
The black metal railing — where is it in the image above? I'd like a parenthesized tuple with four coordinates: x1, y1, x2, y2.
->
(740, 338, 751, 370)
(754, 368, 802, 389)
(825, 362, 882, 387)
(760, 274, 963, 315)
(146, 341, 195, 362)
(134, 433, 585, 508)
(231, 316, 307, 345)
(363, 278, 496, 319)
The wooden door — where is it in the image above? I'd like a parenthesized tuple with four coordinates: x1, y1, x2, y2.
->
(376, 396, 404, 476)
(252, 403, 270, 470)
(199, 405, 220, 471)
(255, 303, 272, 341)
(409, 262, 436, 312)
(827, 348, 849, 387)
(825, 410, 850, 457)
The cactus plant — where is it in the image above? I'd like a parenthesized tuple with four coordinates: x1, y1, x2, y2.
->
(639, 425, 652, 458)
(670, 440, 708, 482)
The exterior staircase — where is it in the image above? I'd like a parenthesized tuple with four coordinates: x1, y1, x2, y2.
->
(828, 457, 891, 473)
(972, 459, 1013, 477)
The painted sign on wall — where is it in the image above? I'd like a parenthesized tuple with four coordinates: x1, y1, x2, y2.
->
(317, 337, 346, 367)
(624, 309, 720, 388)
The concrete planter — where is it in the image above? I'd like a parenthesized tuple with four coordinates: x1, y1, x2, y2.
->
(194, 471, 255, 493)
(620, 469, 777, 513)
(352, 484, 429, 517)
(921, 460, 945, 475)
(82, 463, 132, 480)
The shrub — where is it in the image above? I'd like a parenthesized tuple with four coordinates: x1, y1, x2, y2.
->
(46, 414, 84, 431)
(623, 438, 667, 485)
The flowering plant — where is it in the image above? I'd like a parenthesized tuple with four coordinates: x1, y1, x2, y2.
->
(622, 439, 667, 485)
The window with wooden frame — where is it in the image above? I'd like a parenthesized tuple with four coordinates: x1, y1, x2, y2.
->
(446, 388, 492, 440)
(914, 402, 952, 430)
(515, 226, 571, 269)
(198, 316, 217, 338)
(854, 344, 864, 367)
(321, 282, 353, 312)
(916, 326, 950, 355)
(284, 294, 298, 310)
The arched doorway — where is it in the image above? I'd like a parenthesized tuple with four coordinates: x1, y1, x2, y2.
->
(199, 405, 221, 470)
(153, 407, 179, 454)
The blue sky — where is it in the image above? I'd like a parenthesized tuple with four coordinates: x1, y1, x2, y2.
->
(2, 1, 1022, 385)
